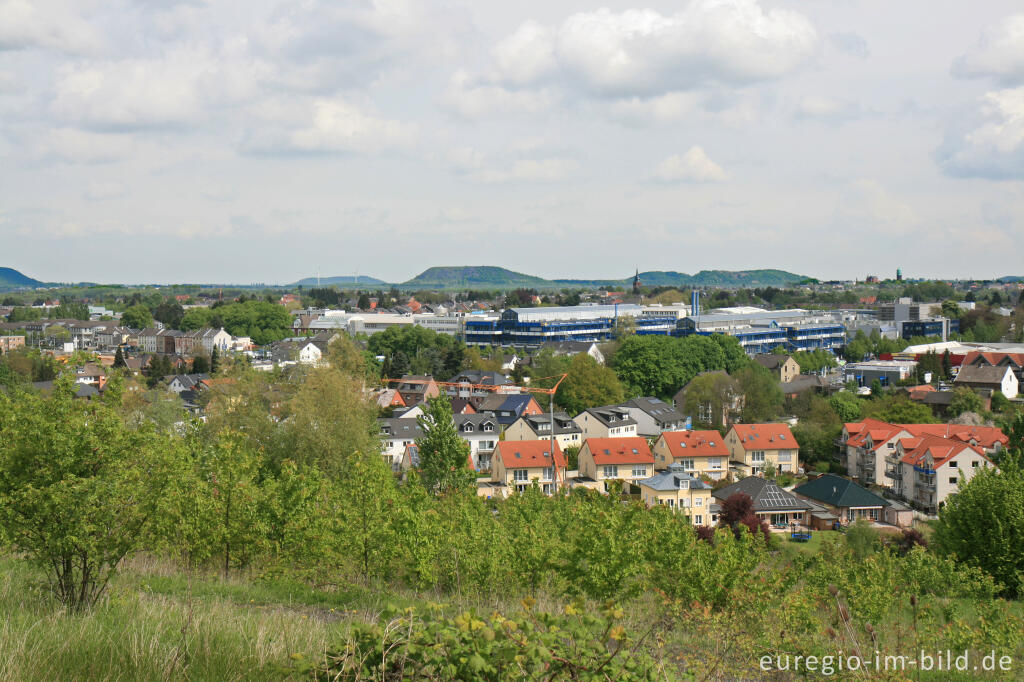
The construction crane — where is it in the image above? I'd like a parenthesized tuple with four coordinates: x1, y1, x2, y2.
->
(383, 373, 569, 487)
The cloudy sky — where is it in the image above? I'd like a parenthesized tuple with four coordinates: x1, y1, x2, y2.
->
(2, 0, 1024, 284)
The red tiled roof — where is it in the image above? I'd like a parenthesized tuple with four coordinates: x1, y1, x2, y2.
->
(730, 423, 798, 450)
(584, 437, 654, 465)
(963, 351, 1024, 368)
(900, 434, 989, 469)
(496, 440, 566, 469)
(658, 430, 730, 458)
(845, 420, 1008, 450)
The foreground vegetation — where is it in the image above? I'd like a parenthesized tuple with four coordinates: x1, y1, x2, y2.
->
(1, 340, 1023, 679)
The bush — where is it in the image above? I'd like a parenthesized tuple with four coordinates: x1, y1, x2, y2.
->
(305, 602, 675, 680)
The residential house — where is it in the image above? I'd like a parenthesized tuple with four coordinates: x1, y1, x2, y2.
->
(450, 398, 477, 414)
(713, 477, 811, 528)
(379, 418, 425, 470)
(577, 437, 655, 493)
(504, 412, 584, 450)
(896, 434, 996, 513)
(792, 474, 890, 528)
(637, 464, 714, 525)
(535, 341, 606, 365)
(376, 388, 406, 409)
(779, 375, 829, 399)
(841, 419, 1008, 488)
(454, 414, 500, 472)
(193, 328, 233, 356)
(753, 354, 801, 383)
(953, 364, 1018, 398)
(725, 423, 800, 477)
(491, 440, 566, 495)
(476, 393, 544, 427)
(652, 430, 730, 480)
(618, 397, 687, 437)
(168, 373, 210, 394)
(960, 351, 1024, 383)
(395, 375, 441, 407)
(73, 363, 106, 389)
(573, 406, 638, 440)
(445, 370, 517, 402)
(0, 336, 25, 354)
(95, 327, 130, 350)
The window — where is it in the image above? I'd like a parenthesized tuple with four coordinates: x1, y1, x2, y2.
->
(542, 467, 553, 481)
(680, 458, 695, 471)
(632, 465, 646, 478)
(542, 483, 553, 495)
(708, 457, 722, 470)
(777, 452, 791, 462)
(972, 461, 979, 468)
(666, 499, 674, 508)
(751, 451, 765, 463)
(602, 465, 618, 479)
(694, 497, 703, 507)
(949, 461, 958, 468)
(513, 469, 528, 482)
(680, 498, 690, 507)
(948, 477, 958, 485)
(693, 515, 703, 525)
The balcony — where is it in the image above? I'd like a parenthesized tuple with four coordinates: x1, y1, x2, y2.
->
(884, 467, 902, 481)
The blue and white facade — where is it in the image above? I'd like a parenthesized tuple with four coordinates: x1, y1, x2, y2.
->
(675, 307, 846, 355)
(465, 304, 675, 346)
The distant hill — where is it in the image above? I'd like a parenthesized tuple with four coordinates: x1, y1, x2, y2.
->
(555, 269, 808, 289)
(0, 267, 46, 289)
(291, 274, 386, 287)
(402, 266, 551, 289)
(997, 276, 1024, 283)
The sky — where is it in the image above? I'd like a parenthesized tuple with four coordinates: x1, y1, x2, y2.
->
(2, 0, 1024, 285)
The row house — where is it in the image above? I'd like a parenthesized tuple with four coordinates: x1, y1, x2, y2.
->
(617, 397, 687, 437)
(652, 430, 731, 480)
(455, 414, 499, 472)
(489, 440, 566, 496)
(577, 437, 655, 493)
(476, 393, 544, 426)
(574, 405, 638, 439)
(842, 419, 1007, 488)
(379, 418, 425, 470)
(637, 464, 714, 525)
(725, 423, 799, 477)
(504, 412, 583, 451)
(891, 435, 996, 513)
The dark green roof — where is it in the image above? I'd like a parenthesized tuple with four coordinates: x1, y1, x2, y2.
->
(794, 474, 889, 509)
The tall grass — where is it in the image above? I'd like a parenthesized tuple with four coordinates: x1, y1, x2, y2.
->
(0, 557, 340, 681)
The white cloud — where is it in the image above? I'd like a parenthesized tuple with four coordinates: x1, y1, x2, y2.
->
(284, 99, 417, 154)
(834, 179, 918, 235)
(447, 146, 578, 183)
(0, 0, 104, 54)
(52, 47, 266, 129)
(938, 87, 1024, 179)
(607, 92, 701, 125)
(953, 13, 1024, 85)
(33, 128, 135, 163)
(653, 146, 727, 183)
(443, 70, 554, 119)
(84, 181, 127, 201)
(797, 95, 860, 122)
(487, 1, 817, 97)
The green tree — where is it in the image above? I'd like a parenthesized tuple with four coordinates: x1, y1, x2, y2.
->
(949, 387, 984, 417)
(557, 353, 624, 414)
(191, 354, 210, 374)
(829, 391, 862, 423)
(120, 304, 153, 329)
(935, 466, 1024, 596)
(862, 395, 938, 424)
(0, 377, 173, 610)
(679, 371, 741, 428)
(416, 396, 474, 495)
(845, 520, 880, 560)
(113, 345, 127, 368)
(210, 346, 220, 373)
(734, 363, 783, 423)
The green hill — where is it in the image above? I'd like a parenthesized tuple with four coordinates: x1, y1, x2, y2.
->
(291, 274, 386, 287)
(402, 266, 550, 289)
(0, 267, 45, 290)
(555, 269, 807, 289)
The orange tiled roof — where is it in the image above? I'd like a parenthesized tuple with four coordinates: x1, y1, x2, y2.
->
(658, 430, 730, 458)
(496, 440, 566, 469)
(730, 423, 798, 450)
(585, 437, 655, 465)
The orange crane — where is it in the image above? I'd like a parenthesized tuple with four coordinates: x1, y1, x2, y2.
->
(384, 373, 569, 487)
